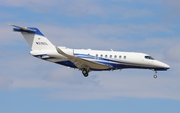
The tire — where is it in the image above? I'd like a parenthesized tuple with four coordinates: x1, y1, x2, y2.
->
(82, 69, 88, 77)
(153, 75, 157, 78)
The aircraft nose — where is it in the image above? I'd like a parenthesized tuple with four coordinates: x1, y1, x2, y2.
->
(155, 60, 170, 70)
(159, 61, 170, 70)
(163, 63, 170, 69)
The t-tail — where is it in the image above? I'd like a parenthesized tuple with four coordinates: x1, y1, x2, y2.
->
(11, 25, 55, 50)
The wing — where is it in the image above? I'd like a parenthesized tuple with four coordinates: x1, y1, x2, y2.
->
(55, 46, 112, 70)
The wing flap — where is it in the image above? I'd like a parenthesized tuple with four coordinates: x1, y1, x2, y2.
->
(55, 46, 112, 70)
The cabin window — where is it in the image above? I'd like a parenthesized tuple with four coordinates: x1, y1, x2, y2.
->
(96, 54, 98, 57)
(105, 55, 108, 58)
(119, 55, 121, 59)
(145, 56, 154, 60)
(110, 55, 112, 58)
(100, 54, 103, 57)
(114, 55, 117, 58)
(124, 56, 126, 59)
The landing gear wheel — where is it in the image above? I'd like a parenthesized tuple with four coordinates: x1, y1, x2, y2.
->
(153, 71, 157, 78)
(84, 73, 88, 77)
(82, 69, 89, 77)
(153, 75, 157, 78)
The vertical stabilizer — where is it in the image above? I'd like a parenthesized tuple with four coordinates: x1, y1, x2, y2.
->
(11, 25, 54, 50)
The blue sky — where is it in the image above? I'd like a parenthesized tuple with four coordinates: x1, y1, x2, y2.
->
(0, 0, 180, 113)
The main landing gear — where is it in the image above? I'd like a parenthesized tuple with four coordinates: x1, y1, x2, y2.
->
(82, 68, 89, 77)
(153, 71, 157, 78)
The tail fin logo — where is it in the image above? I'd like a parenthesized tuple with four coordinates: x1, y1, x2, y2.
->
(36, 42, 48, 45)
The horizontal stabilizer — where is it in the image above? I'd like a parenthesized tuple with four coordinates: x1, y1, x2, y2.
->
(10, 24, 44, 36)
(10, 24, 36, 33)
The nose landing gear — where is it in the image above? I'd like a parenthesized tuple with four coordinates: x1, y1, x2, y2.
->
(153, 75, 157, 78)
(153, 71, 157, 78)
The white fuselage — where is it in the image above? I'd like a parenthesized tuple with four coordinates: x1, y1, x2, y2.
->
(30, 46, 170, 71)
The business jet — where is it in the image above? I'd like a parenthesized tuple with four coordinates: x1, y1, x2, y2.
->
(10, 25, 170, 78)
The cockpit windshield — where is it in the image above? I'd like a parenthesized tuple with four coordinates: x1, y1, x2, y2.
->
(145, 56, 154, 60)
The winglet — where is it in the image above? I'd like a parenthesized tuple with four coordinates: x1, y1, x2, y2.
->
(55, 46, 67, 56)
